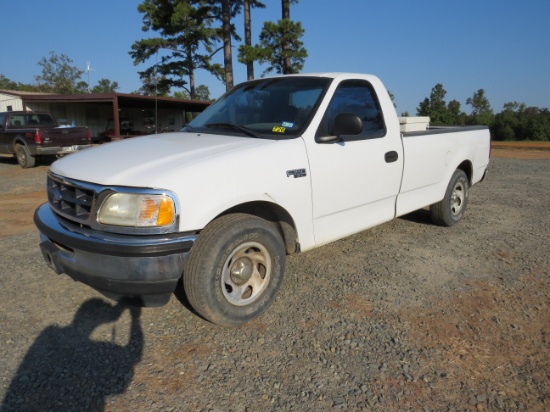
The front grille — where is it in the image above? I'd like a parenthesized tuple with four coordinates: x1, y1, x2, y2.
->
(47, 174, 96, 223)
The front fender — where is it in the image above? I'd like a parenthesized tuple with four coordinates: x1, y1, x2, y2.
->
(167, 138, 317, 251)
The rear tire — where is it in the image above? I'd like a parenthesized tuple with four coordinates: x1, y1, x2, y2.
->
(183, 214, 285, 326)
(430, 169, 469, 226)
(15, 144, 36, 168)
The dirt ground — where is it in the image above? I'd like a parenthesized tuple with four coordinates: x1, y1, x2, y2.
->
(490, 141, 550, 160)
(0, 143, 548, 411)
(2, 142, 547, 239)
(0, 158, 47, 238)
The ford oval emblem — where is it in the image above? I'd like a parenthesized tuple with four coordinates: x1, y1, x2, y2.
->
(53, 190, 63, 201)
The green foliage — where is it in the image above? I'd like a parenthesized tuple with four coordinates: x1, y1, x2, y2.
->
(35, 52, 84, 94)
(173, 84, 211, 101)
(239, 19, 307, 75)
(135, 71, 172, 97)
(132, 0, 307, 91)
(491, 103, 550, 141)
(91, 78, 120, 93)
(447, 99, 466, 125)
(466, 89, 494, 126)
(239, 0, 306, 76)
(2, 70, 119, 95)
(193, 84, 212, 101)
(131, 0, 224, 98)
(75, 81, 89, 94)
(416, 83, 451, 125)
(416, 84, 549, 140)
(0, 74, 18, 90)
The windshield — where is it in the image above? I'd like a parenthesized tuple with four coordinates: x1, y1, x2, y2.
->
(186, 76, 331, 139)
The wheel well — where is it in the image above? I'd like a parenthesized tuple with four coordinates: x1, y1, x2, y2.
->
(219, 201, 299, 255)
(456, 160, 473, 184)
(13, 137, 27, 149)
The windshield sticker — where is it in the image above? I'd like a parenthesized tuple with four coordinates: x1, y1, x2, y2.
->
(281, 121, 294, 128)
(272, 126, 286, 133)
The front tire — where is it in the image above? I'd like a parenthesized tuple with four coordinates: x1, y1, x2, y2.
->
(183, 214, 286, 326)
(430, 169, 469, 226)
(15, 144, 36, 168)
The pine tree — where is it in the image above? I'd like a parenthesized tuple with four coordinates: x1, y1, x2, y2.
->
(130, 0, 222, 98)
(239, 0, 307, 76)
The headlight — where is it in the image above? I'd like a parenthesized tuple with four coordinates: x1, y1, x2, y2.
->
(98, 193, 175, 227)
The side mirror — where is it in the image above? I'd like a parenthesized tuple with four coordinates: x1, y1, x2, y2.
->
(316, 113, 363, 143)
(333, 113, 363, 136)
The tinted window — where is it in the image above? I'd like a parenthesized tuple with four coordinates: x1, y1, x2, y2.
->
(316, 79, 386, 140)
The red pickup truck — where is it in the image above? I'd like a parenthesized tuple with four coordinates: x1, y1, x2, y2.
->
(0, 111, 91, 168)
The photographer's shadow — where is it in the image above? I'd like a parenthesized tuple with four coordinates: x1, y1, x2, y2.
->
(1, 298, 143, 412)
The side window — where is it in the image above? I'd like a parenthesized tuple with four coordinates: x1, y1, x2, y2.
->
(8, 115, 25, 128)
(316, 79, 386, 141)
(0, 113, 6, 129)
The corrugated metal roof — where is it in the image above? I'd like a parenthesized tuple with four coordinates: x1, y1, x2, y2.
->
(0, 89, 54, 96)
(0, 90, 210, 111)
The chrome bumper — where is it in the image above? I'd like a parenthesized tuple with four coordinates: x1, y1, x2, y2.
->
(35, 144, 93, 156)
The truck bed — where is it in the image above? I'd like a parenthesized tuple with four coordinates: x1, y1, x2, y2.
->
(402, 125, 488, 137)
(397, 125, 491, 217)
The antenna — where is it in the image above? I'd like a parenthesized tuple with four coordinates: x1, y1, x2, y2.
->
(86, 61, 95, 93)
(155, 52, 158, 133)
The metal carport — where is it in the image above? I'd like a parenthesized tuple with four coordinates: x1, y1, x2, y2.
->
(2, 91, 210, 138)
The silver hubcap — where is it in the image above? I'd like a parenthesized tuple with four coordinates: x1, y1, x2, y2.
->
(222, 241, 271, 306)
(450, 181, 465, 216)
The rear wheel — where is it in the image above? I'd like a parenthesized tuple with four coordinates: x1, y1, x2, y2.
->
(183, 214, 285, 326)
(430, 169, 469, 226)
(15, 144, 36, 168)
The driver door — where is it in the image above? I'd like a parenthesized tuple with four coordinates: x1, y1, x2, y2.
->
(306, 79, 403, 246)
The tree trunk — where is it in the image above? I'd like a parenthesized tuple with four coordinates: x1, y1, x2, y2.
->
(189, 71, 196, 100)
(244, 0, 254, 80)
(222, 0, 233, 90)
(282, 0, 290, 19)
(187, 44, 196, 100)
(282, 0, 291, 74)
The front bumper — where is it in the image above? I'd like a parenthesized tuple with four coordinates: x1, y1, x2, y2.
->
(34, 203, 196, 306)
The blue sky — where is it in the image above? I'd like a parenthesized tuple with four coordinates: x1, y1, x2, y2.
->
(1, 0, 549, 115)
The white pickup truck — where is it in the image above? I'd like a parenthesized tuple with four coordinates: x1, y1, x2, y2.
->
(34, 73, 490, 325)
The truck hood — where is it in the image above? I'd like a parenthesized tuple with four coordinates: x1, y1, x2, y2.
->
(50, 132, 270, 187)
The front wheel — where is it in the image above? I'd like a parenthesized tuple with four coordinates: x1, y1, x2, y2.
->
(430, 169, 469, 226)
(15, 144, 36, 168)
(183, 214, 286, 326)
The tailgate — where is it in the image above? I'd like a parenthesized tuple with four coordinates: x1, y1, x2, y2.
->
(41, 127, 89, 147)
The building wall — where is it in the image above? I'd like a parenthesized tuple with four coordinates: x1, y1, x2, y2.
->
(0, 94, 25, 112)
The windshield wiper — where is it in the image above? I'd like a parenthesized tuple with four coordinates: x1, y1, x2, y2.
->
(204, 123, 263, 138)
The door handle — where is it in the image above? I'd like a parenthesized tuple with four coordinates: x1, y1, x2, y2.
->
(385, 151, 399, 163)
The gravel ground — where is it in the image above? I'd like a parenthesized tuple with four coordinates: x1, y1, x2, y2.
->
(0, 154, 548, 411)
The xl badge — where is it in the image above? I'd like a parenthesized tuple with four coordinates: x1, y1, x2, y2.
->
(286, 169, 307, 178)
